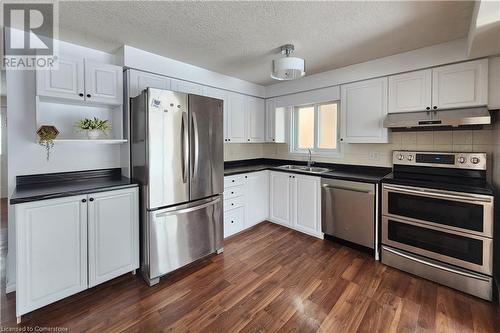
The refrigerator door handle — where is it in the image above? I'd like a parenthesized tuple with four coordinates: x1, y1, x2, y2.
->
(191, 112, 199, 179)
(155, 196, 221, 217)
(181, 112, 188, 183)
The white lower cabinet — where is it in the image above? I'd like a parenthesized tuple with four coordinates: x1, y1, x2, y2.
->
(269, 171, 322, 238)
(223, 171, 269, 237)
(15, 195, 88, 317)
(15, 187, 139, 318)
(269, 171, 292, 226)
(88, 188, 139, 287)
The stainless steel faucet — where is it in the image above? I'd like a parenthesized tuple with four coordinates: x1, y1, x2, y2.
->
(307, 149, 315, 167)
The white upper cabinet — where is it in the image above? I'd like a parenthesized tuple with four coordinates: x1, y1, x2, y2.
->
(37, 55, 123, 106)
(36, 56, 85, 101)
(246, 96, 265, 142)
(205, 87, 229, 141)
(265, 98, 276, 142)
(171, 78, 205, 95)
(432, 59, 488, 110)
(292, 174, 321, 238)
(489, 57, 500, 110)
(128, 70, 171, 97)
(388, 69, 432, 113)
(341, 77, 388, 143)
(227, 92, 247, 143)
(84, 60, 123, 105)
(88, 188, 139, 288)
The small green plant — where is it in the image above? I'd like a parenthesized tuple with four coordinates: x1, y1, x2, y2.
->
(75, 117, 110, 132)
(37, 125, 59, 161)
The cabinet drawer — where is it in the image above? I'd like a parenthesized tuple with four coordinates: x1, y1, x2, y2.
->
(224, 206, 245, 238)
(224, 185, 244, 199)
(224, 196, 245, 212)
(224, 175, 245, 188)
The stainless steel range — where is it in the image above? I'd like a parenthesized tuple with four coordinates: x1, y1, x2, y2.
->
(381, 151, 494, 300)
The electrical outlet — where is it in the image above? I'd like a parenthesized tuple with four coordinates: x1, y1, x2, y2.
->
(369, 152, 380, 161)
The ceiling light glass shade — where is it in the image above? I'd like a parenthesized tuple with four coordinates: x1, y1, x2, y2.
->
(271, 56, 305, 80)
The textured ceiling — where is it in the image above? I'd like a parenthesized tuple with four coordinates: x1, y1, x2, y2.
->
(58, 1, 474, 86)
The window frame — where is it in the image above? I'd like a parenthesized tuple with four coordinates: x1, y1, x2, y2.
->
(291, 101, 340, 156)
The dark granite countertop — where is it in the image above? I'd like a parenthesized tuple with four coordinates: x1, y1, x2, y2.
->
(10, 169, 138, 204)
(224, 159, 391, 184)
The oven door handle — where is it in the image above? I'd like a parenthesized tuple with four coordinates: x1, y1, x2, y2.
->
(383, 184, 492, 203)
(382, 246, 491, 282)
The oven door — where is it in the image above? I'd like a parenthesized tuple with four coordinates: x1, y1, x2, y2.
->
(382, 216, 492, 275)
(382, 184, 493, 237)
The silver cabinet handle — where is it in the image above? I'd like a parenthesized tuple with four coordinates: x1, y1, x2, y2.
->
(383, 184, 492, 203)
(191, 112, 199, 179)
(155, 197, 221, 217)
(382, 246, 491, 282)
(181, 112, 188, 183)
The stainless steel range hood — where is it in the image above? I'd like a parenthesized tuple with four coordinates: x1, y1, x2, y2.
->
(383, 107, 491, 129)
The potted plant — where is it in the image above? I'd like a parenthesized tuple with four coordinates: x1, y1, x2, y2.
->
(75, 117, 110, 139)
(36, 125, 59, 161)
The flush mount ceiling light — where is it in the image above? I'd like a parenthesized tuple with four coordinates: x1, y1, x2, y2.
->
(271, 44, 305, 81)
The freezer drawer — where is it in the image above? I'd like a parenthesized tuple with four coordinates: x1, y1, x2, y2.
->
(321, 178, 375, 248)
(145, 195, 223, 283)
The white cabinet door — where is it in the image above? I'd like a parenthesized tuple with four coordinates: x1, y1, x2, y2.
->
(292, 174, 321, 237)
(224, 206, 245, 238)
(84, 60, 123, 105)
(36, 56, 85, 101)
(246, 96, 265, 142)
(265, 98, 276, 142)
(341, 77, 388, 143)
(244, 171, 269, 228)
(171, 79, 205, 95)
(432, 59, 488, 110)
(128, 70, 171, 97)
(15, 195, 88, 316)
(227, 92, 247, 143)
(388, 69, 432, 113)
(88, 188, 139, 287)
(269, 171, 291, 226)
(205, 87, 229, 142)
(489, 57, 500, 110)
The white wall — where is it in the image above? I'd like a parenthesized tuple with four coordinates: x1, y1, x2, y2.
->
(5, 40, 124, 292)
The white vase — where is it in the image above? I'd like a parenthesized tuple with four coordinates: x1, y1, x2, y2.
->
(87, 130, 100, 140)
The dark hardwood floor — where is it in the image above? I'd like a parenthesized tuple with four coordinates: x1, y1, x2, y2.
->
(1, 221, 499, 332)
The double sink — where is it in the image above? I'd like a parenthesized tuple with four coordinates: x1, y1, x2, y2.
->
(277, 164, 330, 174)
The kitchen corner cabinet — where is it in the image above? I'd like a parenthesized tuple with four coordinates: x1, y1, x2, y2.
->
(340, 77, 388, 143)
(246, 96, 265, 142)
(269, 171, 322, 238)
(37, 56, 123, 106)
(15, 187, 139, 318)
(265, 98, 286, 143)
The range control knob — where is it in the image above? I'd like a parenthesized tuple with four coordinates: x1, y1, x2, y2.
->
(407, 155, 414, 161)
(457, 156, 466, 164)
(397, 154, 404, 160)
(471, 157, 480, 165)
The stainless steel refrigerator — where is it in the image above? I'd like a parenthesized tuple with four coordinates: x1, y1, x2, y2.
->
(130, 88, 224, 286)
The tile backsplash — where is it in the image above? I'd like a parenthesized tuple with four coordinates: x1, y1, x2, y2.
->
(224, 128, 496, 168)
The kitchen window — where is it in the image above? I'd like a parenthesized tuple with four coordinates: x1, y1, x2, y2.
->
(291, 101, 339, 154)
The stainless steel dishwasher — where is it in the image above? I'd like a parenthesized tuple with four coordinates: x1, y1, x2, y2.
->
(321, 178, 375, 249)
